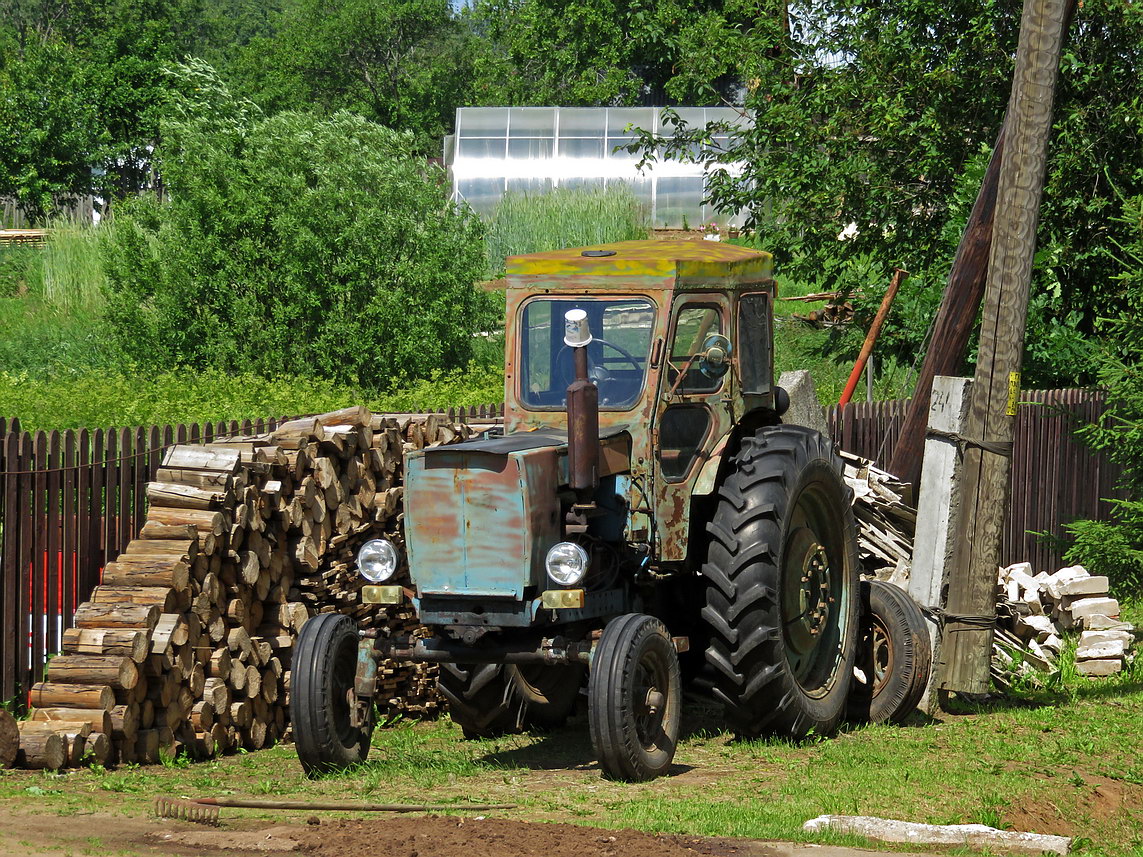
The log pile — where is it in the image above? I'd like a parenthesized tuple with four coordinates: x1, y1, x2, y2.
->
(9, 407, 491, 769)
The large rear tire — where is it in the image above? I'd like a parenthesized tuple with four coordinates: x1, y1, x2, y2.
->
(437, 662, 527, 738)
(588, 614, 681, 781)
(512, 664, 585, 728)
(702, 425, 859, 739)
(292, 613, 373, 776)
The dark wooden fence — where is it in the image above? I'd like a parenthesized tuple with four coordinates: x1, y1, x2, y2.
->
(0, 395, 1117, 704)
(826, 388, 1126, 574)
(0, 407, 503, 706)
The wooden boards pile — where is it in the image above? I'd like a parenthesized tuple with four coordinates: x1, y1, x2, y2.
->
(841, 451, 917, 579)
(11, 407, 487, 769)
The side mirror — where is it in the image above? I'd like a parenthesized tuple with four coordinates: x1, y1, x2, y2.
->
(699, 334, 732, 379)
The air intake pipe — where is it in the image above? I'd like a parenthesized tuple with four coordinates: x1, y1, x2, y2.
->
(564, 309, 599, 499)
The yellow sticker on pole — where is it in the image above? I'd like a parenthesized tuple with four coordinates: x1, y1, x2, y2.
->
(1006, 371, 1021, 416)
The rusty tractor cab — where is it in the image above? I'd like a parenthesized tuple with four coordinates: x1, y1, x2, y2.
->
(292, 240, 859, 781)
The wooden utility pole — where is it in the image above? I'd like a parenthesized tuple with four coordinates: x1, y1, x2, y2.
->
(886, 129, 1005, 487)
(937, 0, 1071, 695)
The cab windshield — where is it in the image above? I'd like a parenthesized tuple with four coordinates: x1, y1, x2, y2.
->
(519, 297, 655, 410)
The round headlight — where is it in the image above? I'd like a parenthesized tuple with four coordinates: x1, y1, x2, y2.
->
(545, 542, 590, 586)
(357, 539, 399, 583)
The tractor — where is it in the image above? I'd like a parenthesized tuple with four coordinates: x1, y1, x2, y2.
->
(292, 240, 862, 781)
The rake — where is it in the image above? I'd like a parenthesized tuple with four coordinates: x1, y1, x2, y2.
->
(154, 796, 517, 826)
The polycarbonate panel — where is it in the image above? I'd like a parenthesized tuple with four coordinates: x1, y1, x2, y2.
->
(458, 107, 510, 137)
(447, 106, 750, 229)
(508, 138, 554, 159)
(559, 138, 604, 159)
(508, 107, 556, 138)
(457, 137, 507, 159)
(557, 108, 601, 137)
(607, 108, 654, 137)
(457, 177, 505, 215)
(607, 138, 640, 160)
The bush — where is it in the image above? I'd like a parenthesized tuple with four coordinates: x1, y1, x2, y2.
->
(484, 184, 648, 275)
(1063, 193, 1143, 597)
(99, 60, 496, 391)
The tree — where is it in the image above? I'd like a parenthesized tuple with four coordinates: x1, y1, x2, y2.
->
(230, 0, 472, 155)
(466, 0, 761, 106)
(1063, 193, 1143, 596)
(100, 61, 495, 389)
(0, 33, 106, 223)
(634, 0, 1143, 387)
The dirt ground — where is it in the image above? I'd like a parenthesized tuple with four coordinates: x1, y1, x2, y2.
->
(0, 809, 943, 857)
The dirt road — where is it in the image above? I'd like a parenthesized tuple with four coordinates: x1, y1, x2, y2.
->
(0, 808, 941, 857)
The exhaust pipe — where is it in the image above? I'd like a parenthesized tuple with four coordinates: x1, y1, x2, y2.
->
(564, 309, 599, 499)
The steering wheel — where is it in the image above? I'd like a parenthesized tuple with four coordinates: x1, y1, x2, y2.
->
(556, 338, 644, 404)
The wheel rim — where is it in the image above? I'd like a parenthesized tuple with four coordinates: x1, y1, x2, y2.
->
(331, 634, 359, 749)
(871, 614, 893, 696)
(632, 648, 671, 752)
(780, 481, 849, 697)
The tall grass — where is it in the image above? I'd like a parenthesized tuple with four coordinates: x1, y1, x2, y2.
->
(39, 219, 106, 316)
(0, 218, 113, 374)
(484, 184, 649, 275)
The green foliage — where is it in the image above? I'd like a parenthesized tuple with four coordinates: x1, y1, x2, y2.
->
(1064, 193, 1143, 596)
(0, 35, 107, 223)
(636, 0, 1143, 389)
(0, 364, 503, 432)
(484, 185, 648, 275)
(0, 220, 114, 373)
(229, 0, 472, 155)
(466, 0, 758, 105)
(99, 62, 495, 390)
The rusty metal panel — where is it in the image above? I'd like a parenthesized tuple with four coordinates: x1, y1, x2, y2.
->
(506, 239, 773, 284)
(404, 446, 560, 599)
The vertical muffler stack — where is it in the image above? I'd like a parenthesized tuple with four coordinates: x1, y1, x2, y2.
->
(564, 309, 599, 500)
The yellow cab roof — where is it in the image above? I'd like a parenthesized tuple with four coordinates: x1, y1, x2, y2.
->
(504, 240, 773, 286)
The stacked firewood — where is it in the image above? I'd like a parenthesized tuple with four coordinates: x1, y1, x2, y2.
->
(10, 407, 490, 770)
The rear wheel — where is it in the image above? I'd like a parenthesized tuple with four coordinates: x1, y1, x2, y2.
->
(702, 425, 859, 739)
(512, 664, 585, 728)
(588, 614, 681, 781)
(292, 613, 373, 776)
(437, 662, 527, 738)
(850, 580, 932, 724)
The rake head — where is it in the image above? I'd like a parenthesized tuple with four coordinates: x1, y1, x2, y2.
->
(154, 796, 221, 826)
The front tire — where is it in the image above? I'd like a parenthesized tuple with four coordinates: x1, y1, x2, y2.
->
(702, 425, 859, 739)
(588, 614, 681, 781)
(292, 613, 373, 776)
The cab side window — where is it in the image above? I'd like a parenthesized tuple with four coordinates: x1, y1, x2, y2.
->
(667, 305, 723, 395)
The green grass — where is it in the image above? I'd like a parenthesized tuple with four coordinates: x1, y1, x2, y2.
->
(485, 185, 649, 275)
(0, 642, 1139, 853)
(0, 363, 506, 432)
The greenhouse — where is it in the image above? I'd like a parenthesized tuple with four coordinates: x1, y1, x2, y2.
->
(445, 106, 751, 229)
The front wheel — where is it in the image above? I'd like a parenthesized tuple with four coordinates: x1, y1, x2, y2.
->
(588, 614, 681, 781)
(292, 613, 373, 776)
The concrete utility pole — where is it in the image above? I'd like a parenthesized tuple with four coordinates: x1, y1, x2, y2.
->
(937, 0, 1071, 695)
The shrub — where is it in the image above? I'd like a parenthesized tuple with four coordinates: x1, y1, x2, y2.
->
(99, 60, 496, 391)
(1063, 193, 1143, 597)
(484, 184, 648, 275)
